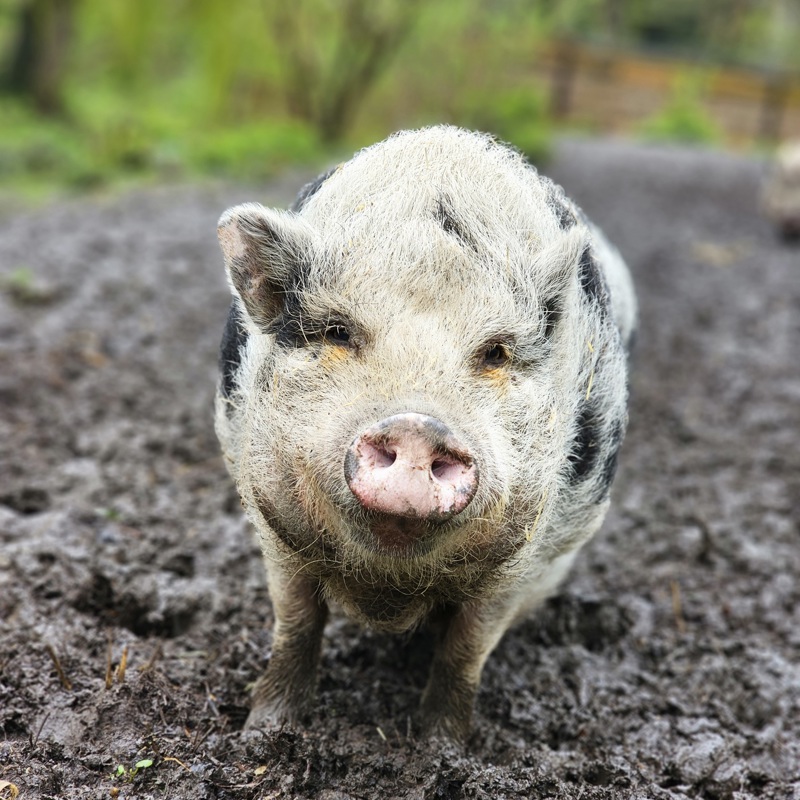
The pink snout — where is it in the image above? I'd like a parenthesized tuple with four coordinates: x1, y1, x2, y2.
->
(344, 413, 478, 522)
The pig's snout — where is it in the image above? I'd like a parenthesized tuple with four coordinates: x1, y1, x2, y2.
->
(344, 413, 478, 522)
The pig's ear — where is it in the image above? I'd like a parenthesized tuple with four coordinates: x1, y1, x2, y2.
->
(529, 227, 590, 338)
(534, 226, 588, 299)
(217, 203, 313, 330)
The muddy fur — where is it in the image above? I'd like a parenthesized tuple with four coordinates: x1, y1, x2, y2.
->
(214, 126, 636, 737)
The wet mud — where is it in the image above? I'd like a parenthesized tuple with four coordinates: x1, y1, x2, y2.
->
(1, 140, 798, 798)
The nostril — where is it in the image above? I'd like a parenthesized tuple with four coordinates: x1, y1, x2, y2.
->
(374, 445, 396, 469)
(430, 455, 473, 483)
(362, 441, 397, 470)
(431, 458, 452, 479)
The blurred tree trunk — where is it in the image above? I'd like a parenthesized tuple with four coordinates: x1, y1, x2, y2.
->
(3, 0, 76, 114)
(602, 0, 624, 39)
(270, 0, 424, 143)
(317, 0, 420, 142)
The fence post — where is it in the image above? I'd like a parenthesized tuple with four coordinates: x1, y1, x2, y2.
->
(759, 73, 790, 143)
(549, 39, 578, 121)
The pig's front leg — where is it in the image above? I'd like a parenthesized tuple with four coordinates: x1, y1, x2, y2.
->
(246, 568, 328, 730)
(419, 599, 518, 741)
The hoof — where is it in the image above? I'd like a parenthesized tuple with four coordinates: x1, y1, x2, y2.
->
(244, 702, 293, 732)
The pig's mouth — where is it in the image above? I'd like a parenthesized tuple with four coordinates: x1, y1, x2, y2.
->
(341, 493, 499, 560)
(365, 514, 432, 552)
(357, 511, 453, 556)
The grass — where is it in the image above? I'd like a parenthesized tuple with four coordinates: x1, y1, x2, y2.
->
(0, 95, 330, 202)
(639, 73, 722, 145)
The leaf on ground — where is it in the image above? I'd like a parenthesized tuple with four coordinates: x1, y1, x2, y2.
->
(0, 781, 20, 799)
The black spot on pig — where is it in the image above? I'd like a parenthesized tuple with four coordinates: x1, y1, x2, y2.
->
(290, 166, 338, 212)
(596, 449, 619, 501)
(546, 185, 576, 230)
(578, 247, 609, 309)
(435, 197, 478, 251)
(219, 303, 248, 401)
(269, 271, 360, 351)
(596, 418, 624, 500)
(542, 295, 562, 340)
(568, 409, 625, 502)
(568, 403, 600, 481)
(268, 287, 308, 348)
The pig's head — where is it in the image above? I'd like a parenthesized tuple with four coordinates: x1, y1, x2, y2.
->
(216, 127, 627, 627)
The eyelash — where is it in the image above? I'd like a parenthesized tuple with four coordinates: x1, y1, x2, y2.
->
(323, 323, 353, 347)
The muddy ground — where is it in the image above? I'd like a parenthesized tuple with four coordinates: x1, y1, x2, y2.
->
(1, 138, 798, 800)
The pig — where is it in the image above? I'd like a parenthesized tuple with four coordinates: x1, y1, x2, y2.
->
(214, 126, 636, 740)
(762, 141, 800, 240)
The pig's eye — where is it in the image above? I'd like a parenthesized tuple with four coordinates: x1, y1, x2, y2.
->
(482, 341, 512, 369)
(324, 324, 352, 347)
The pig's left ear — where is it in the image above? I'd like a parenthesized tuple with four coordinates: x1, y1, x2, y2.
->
(533, 226, 588, 299)
(217, 203, 314, 330)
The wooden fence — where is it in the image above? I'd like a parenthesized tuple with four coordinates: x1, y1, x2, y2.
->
(537, 40, 800, 145)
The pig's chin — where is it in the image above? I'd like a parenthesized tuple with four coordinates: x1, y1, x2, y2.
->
(364, 513, 437, 554)
(350, 511, 468, 559)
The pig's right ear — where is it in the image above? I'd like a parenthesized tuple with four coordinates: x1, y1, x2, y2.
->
(217, 203, 313, 330)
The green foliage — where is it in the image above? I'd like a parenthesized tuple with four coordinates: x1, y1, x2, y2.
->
(0, 93, 324, 194)
(112, 758, 155, 785)
(3, 0, 796, 193)
(187, 121, 322, 180)
(361, 0, 553, 157)
(0, 99, 94, 185)
(460, 87, 552, 165)
(1, 0, 426, 191)
(640, 74, 722, 144)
